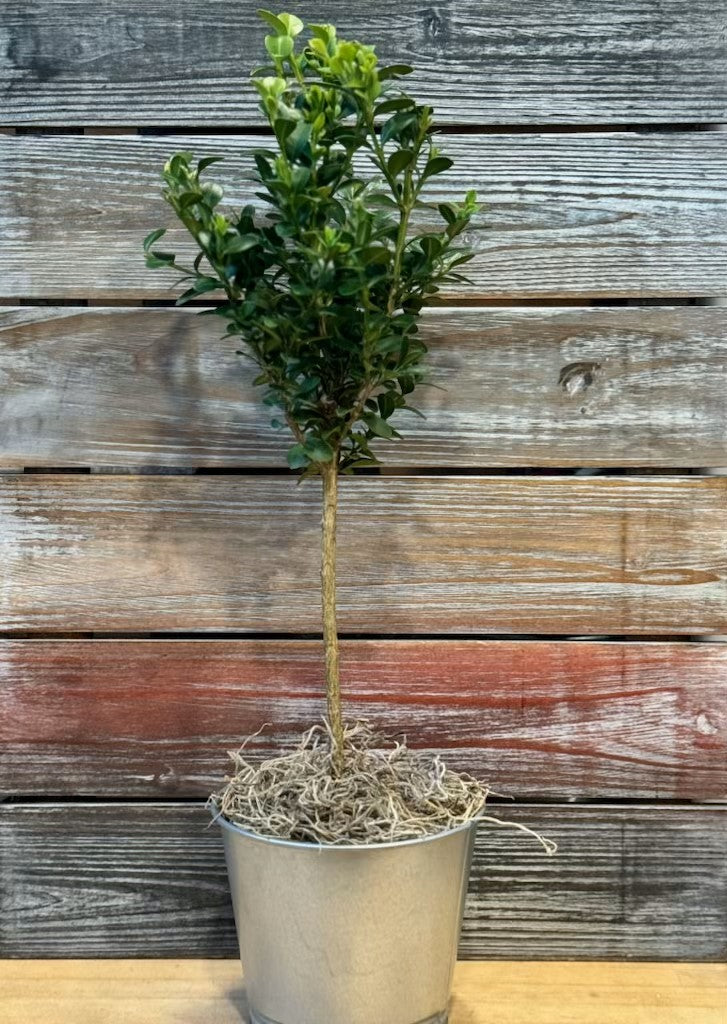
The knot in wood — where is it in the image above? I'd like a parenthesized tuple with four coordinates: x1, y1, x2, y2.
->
(558, 361, 601, 397)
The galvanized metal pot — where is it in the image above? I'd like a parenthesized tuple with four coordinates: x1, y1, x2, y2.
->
(215, 811, 477, 1024)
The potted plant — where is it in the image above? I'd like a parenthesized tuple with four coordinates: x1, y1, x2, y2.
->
(144, 12, 554, 1023)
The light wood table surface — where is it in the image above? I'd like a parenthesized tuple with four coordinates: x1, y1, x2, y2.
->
(2, 960, 725, 1023)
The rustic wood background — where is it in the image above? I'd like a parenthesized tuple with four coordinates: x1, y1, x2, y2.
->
(1, 1, 726, 961)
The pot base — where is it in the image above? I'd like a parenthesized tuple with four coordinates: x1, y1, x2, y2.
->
(250, 1010, 448, 1024)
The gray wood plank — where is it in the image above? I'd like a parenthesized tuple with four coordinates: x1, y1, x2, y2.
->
(2, 2, 726, 125)
(1, 802, 724, 959)
(3, 306, 727, 468)
(0, 475, 725, 634)
(2, 639, 725, 801)
(2, 133, 727, 299)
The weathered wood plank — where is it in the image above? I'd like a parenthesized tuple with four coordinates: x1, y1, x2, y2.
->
(1, 802, 724, 959)
(3, 133, 727, 299)
(1, 475, 725, 634)
(1, 640, 725, 801)
(4, 960, 727, 1024)
(2, 2, 726, 125)
(3, 306, 727, 468)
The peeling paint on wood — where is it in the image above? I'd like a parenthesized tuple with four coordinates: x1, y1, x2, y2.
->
(0, 475, 725, 634)
(2, 133, 727, 299)
(1, 802, 724, 959)
(1, 639, 725, 800)
(2, 306, 727, 468)
(1, 2, 726, 125)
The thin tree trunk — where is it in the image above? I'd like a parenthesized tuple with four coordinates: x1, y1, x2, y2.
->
(321, 459, 344, 774)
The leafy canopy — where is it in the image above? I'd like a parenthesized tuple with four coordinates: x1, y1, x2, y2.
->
(144, 11, 478, 475)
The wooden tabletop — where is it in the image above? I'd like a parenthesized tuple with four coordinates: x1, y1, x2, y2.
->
(2, 960, 725, 1023)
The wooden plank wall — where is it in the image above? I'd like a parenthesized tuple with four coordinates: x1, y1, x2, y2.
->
(1, 1, 726, 961)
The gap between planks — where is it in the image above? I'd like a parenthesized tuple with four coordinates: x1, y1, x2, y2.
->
(6, 122, 722, 135)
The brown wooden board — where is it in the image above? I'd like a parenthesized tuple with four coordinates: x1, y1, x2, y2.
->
(1, 475, 725, 635)
(2, 2, 726, 126)
(5, 961, 727, 1024)
(1, 640, 725, 801)
(3, 133, 727, 299)
(1, 802, 724, 959)
(3, 306, 727, 469)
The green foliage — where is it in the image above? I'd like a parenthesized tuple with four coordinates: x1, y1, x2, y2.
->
(144, 11, 478, 475)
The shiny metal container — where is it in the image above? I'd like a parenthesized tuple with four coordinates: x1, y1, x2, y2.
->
(216, 812, 477, 1024)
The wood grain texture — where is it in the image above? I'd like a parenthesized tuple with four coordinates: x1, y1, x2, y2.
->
(1, 802, 724, 959)
(1, 475, 725, 634)
(2, 640, 725, 801)
(2, 2, 726, 125)
(3, 133, 727, 299)
(3, 306, 727, 468)
(3, 961, 727, 1024)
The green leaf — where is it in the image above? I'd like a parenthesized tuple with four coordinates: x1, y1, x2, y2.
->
(286, 120, 311, 159)
(366, 192, 399, 208)
(422, 156, 453, 180)
(197, 156, 224, 173)
(309, 23, 335, 44)
(192, 276, 223, 294)
(227, 233, 262, 253)
(338, 277, 362, 295)
(287, 444, 309, 469)
(307, 36, 328, 57)
(145, 253, 174, 269)
(179, 191, 202, 210)
(381, 111, 416, 146)
(378, 391, 397, 418)
(250, 63, 278, 77)
(363, 413, 397, 439)
(265, 33, 294, 59)
(278, 12, 304, 36)
(257, 9, 287, 33)
(273, 117, 296, 143)
(420, 234, 441, 259)
(303, 437, 334, 462)
(254, 152, 274, 179)
(447, 252, 476, 269)
(361, 245, 391, 265)
(378, 64, 414, 80)
(166, 151, 194, 176)
(376, 335, 402, 354)
(143, 228, 167, 252)
(374, 97, 414, 116)
(387, 149, 414, 176)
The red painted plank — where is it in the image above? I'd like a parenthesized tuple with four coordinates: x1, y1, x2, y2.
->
(1, 640, 725, 800)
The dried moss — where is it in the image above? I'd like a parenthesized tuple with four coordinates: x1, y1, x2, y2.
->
(209, 720, 557, 853)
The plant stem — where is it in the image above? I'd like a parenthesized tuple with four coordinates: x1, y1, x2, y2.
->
(388, 194, 412, 315)
(320, 458, 344, 773)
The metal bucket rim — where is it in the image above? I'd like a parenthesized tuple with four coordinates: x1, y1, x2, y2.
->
(210, 800, 479, 852)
